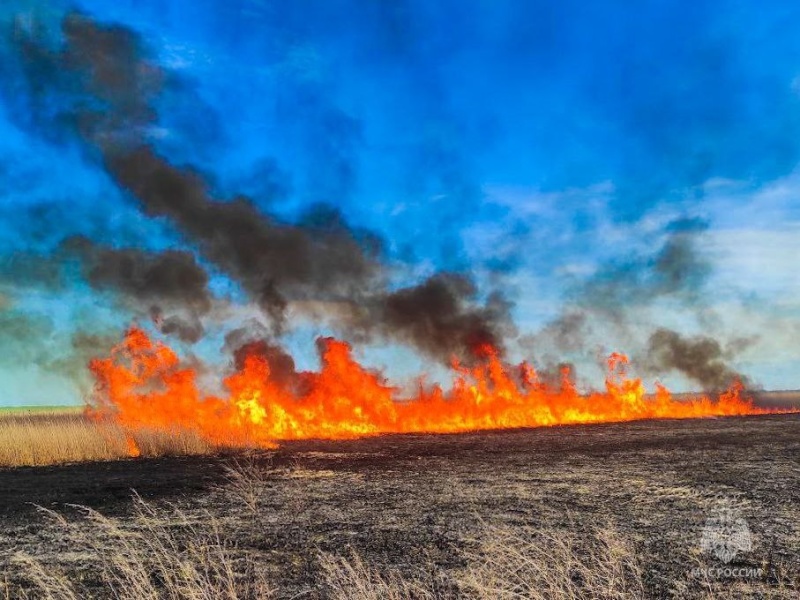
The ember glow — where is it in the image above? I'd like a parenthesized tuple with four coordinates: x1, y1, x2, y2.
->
(87, 328, 774, 452)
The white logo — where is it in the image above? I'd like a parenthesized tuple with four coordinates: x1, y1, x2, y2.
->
(700, 499, 752, 563)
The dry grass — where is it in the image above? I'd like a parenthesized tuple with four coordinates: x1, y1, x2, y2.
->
(0, 415, 131, 467)
(12, 495, 272, 599)
(0, 413, 212, 467)
(5, 479, 796, 599)
(219, 454, 274, 514)
(0, 406, 83, 416)
(320, 524, 644, 600)
(128, 426, 212, 458)
(320, 551, 446, 600)
(458, 523, 645, 599)
(9, 493, 643, 599)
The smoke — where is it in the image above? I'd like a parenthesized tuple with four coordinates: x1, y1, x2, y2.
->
(375, 273, 514, 362)
(573, 217, 711, 320)
(3, 11, 160, 147)
(65, 236, 211, 308)
(2, 5, 795, 401)
(0, 297, 115, 395)
(62, 235, 213, 342)
(0, 304, 54, 366)
(8, 12, 382, 331)
(518, 216, 760, 389)
(223, 320, 308, 393)
(532, 311, 590, 355)
(3, 10, 512, 363)
(644, 328, 750, 391)
(103, 146, 382, 334)
(526, 219, 711, 349)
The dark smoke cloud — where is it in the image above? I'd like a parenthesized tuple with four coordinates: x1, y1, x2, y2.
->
(65, 236, 211, 310)
(222, 319, 308, 393)
(525, 219, 711, 348)
(148, 307, 205, 343)
(4, 10, 512, 362)
(375, 273, 514, 361)
(104, 146, 382, 333)
(11, 12, 380, 333)
(49, 331, 118, 394)
(9, 13, 378, 323)
(533, 311, 590, 355)
(644, 328, 750, 391)
(3, 11, 159, 146)
(64, 235, 212, 343)
(0, 240, 212, 345)
(0, 304, 54, 366)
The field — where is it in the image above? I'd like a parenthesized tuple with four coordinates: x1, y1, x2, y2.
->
(0, 409, 212, 468)
(0, 406, 84, 415)
(0, 413, 798, 598)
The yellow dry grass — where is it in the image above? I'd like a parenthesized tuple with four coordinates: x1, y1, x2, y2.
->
(0, 413, 212, 467)
(11, 492, 646, 599)
(12, 494, 273, 599)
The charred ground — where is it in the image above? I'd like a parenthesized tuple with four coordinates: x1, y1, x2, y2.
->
(1, 414, 798, 598)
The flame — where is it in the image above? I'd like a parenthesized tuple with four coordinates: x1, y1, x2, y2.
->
(125, 435, 141, 458)
(88, 328, 780, 454)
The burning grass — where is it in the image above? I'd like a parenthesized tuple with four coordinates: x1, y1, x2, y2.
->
(87, 327, 782, 452)
(0, 412, 212, 467)
(3, 327, 789, 470)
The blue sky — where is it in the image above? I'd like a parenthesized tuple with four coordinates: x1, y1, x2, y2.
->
(1, 0, 800, 405)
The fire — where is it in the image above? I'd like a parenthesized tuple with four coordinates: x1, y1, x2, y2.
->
(88, 327, 778, 453)
(125, 435, 141, 458)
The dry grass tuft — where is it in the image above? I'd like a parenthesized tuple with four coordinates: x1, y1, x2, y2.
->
(0, 413, 212, 467)
(320, 551, 446, 600)
(219, 454, 273, 513)
(457, 523, 645, 599)
(13, 494, 272, 599)
(0, 415, 130, 467)
(128, 426, 212, 458)
(318, 523, 644, 599)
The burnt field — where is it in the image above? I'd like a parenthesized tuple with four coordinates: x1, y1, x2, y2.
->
(1, 414, 799, 599)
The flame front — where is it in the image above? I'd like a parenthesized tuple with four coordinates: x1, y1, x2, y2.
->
(88, 328, 777, 452)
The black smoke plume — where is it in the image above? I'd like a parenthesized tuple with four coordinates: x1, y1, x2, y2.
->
(521, 217, 759, 389)
(104, 147, 381, 333)
(5, 11, 515, 362)
(375, 273, 514, 361)
(65, 236, 211, 310)
(64, 235, 212, 342)
(223, 320, 309, 393)
(645, 328, 749, 391)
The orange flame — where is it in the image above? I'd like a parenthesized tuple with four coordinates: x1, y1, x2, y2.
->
(88, 328, 780, 454)
(125, 435, 141, 458)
